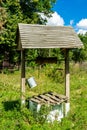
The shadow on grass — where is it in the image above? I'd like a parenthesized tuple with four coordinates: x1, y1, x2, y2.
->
(2, 99, 29, 111)
(2, 100, 20, 111)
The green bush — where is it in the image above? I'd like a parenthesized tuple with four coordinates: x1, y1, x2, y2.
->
(46, 64, 64, 83)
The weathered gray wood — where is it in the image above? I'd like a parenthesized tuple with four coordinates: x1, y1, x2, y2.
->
(49, 92, 68, 100)
(34, 96, 47, 103)
(39, 94, 56, 104)
(21, 50, 25, 105)
(65, 49, 70, 102)
(29, 92, 67, 105)
(45, 93, 60, 102)
(30, 98, 41, 104)
(17, 23, 83, 50)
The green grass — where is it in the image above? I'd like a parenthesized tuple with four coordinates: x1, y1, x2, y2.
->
(0, 63, 87, 130)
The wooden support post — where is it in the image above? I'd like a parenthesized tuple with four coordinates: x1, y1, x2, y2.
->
(21, 50, 25, 105)
(65, 49, 70, 115)
(65, 49, 70, 102)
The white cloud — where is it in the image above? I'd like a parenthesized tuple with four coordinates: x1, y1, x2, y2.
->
(77, 19, 87, 29)
(39, 12, 64, 26)
(76, 19, 87, 34)
(46, 12, 64, 26)
(77, 29, 87, 35)
(70, 20, 74, 26)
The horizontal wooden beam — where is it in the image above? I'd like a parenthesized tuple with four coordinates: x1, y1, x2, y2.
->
(36, 57, 57, 64)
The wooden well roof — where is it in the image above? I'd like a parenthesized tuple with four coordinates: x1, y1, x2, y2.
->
(16, 23, 83, 50)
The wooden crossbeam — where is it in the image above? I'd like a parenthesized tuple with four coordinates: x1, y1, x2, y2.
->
(36, 57, 57, 64)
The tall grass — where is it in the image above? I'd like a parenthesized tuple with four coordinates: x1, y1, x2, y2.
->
(0, 62, 87, 130)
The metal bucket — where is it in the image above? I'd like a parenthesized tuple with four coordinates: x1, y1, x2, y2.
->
(27, 77, 37, 88)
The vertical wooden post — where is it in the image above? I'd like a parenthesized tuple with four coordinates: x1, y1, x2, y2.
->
(65, 49, 70, 116)
(65, 49, 70, 102)
(21, 50, 25, 105)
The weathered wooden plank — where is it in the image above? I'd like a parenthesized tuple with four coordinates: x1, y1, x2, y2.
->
(34, 96, 47, 103)
(45, 93, 60, 102)
(36, 57, 57, 64)
(49, 92, 68, 100)
(39, 94, 56, 104)
(29, 92, 68, 105)
(30, 98, 41, 104)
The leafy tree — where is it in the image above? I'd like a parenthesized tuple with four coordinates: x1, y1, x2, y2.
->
(0, 6, 6, 30)
(71, 33, 87, 62)
(0, 0, 56, 64)
(0, 0, 23, 63)
(0, 0, 7, 63)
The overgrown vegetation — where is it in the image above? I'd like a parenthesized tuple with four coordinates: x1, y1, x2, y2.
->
(0, 63, 87, 130)
(0, 0, 87, 129)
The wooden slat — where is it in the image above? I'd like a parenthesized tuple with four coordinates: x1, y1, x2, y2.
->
(39, 94, 56, 104)
(45, 93, 60, 102)
(49, 92, 67, 100)
(45, 93, 66, 103)
(29, 92, 68, 105)
(30, 98, 41, 104)
(34, 96, 47, 104)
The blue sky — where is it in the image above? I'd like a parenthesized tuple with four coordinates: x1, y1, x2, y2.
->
(51, 0, 87, 34)
(43, 0, 87, 34)
(53, 0, 87, 25)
